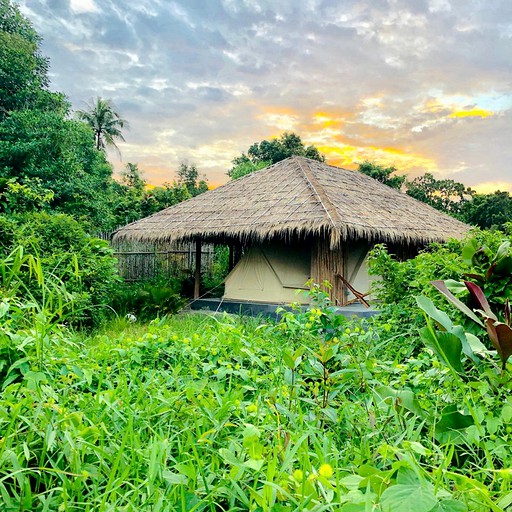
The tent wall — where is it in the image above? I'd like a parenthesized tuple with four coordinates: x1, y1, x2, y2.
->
(224, 243, 311, 303)
(224, 237, 377, 306)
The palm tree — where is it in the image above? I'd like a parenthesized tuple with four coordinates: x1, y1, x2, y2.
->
(76, 97, 128, 156)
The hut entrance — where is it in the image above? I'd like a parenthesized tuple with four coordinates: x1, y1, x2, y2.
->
(310, 238, 373, 306)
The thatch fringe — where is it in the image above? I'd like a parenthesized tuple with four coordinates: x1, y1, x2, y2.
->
(113, 156, 469, 247)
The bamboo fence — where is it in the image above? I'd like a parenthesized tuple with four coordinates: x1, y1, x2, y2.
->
(102, 232, 216, 281)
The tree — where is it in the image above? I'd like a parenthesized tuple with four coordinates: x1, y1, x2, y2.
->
(0, 108, 118, 230)
(461, 191, 512, 230)
(357, 161, 406, 190)
(76, 97, 128, 155)
(176, 162, 208, 197)
(0, 0, 51, 117)
(228, 132, 324, 179)
(405, 173, 474, 217)
(121, 162, 146, 192)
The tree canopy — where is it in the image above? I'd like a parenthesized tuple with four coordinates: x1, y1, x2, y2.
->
(76, 97, 128, 155)
(357, 161, 406, 190)
(228, 132, 324, 179)
(405, 173, 474, 218)
(0, 0, 50, 117)
(461, 191, 512, 230)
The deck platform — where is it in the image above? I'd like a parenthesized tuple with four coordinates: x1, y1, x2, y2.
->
(188, 298, 378, 320)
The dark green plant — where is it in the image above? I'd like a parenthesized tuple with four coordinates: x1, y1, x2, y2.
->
(111, 274, 184, 321)
(461, 238, 512, 307)
(0, 213, 120, 326)
(431, 280, 512, 372)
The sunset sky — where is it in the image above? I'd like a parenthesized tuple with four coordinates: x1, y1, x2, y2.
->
(18, 0, 512, 192)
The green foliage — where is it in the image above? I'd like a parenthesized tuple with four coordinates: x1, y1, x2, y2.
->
(357, 161, 406, 189)
(461, 237, 512, 307)
(176, 161, 208, 197)
(0, 213, 120, 326)
(2, 284, 510, 509)
(367, 230, 512, 351)
(0, 176, 53, 214)
(201, 245, 230, 295)
(75, 96, 128, 154)
(0, 91, 119, 231)
(405, 173, 474, 217)
(110, 274, 185, 321)
(0, 0, 50, 116)
(367, 240, 470, 354)
(227, 156, 269, 180)
(228, 132, 324, 179)
(462, 191, 512, 230)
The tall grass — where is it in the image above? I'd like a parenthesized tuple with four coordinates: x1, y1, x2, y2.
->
(1, 280, 510, 510)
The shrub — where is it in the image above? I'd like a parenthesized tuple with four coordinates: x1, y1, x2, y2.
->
(110, 274, 185, 321)
(367, 229, 512, 355)
(0, 212, 120, 326)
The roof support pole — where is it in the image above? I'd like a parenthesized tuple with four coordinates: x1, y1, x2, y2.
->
(194, 239, 201, 299)
(228, 243, 235, 271)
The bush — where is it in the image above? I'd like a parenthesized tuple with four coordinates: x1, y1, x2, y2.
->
(110, 274, 185, 321)
(367, 229, 512, 356)
(0, 212, 120, 326)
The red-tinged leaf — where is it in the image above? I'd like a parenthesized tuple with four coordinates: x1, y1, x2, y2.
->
(485, 319, 512, 371)
(464, 281, 496, 320)
(485, 318, 501, 353)
(431, 280, 484, 327)
(495, 323, 512, 370)
(485, 262, 497, 280)
(463, 273, 485, 283)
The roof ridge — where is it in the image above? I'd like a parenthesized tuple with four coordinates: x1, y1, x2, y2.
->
(295, 157, 342, 247)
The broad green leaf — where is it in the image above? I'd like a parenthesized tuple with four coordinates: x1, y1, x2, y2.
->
(219, 448, 242, 466)
(419, 327, 463, 374)
(493, 241, 510, 264)
(428, 283, 484, 327)
(461, 238, 479, 265)
(396, 467, 420, 486)
(380, 483, 437, 512)
(444, 279, 468, 295)
(243, 458, 264, 471)
(374, 385, 425, 417)
(322, 406, 338, 423)
(465, 333, 488, 356)
(0, 301, 9, 318)
(501, 404, 512, 422)
(340, 474, 365, 491)
(430, 500, 468, 512)
(341, 504, 367, 512)
(416, 295, 454, 331)
(162, 470, 188, 485)
(436, 404, 474, 433)
(495, 255, 512, 275)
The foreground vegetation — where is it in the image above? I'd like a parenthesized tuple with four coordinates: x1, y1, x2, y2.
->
(2, 2, 512, 509)
(2, 239, 512, 510)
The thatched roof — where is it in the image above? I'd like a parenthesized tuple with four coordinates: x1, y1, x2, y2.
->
(113, 156, 470, 247)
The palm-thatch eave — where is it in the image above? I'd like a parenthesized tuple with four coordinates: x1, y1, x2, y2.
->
(112, 156, 470, 247)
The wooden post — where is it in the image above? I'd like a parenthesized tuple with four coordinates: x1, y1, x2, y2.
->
(228, 243, 235, 271)
(194, 239, 201, 299)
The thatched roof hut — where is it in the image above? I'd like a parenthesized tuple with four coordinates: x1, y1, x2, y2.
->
(113, 156, 469, 305)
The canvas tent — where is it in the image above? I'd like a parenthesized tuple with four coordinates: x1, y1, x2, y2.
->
(113, 156, 470, 305)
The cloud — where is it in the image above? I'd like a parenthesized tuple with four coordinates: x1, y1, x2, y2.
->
(17, 0, 512, 191)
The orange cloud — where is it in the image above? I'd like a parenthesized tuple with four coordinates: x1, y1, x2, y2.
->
(472, 181, 512, 194)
